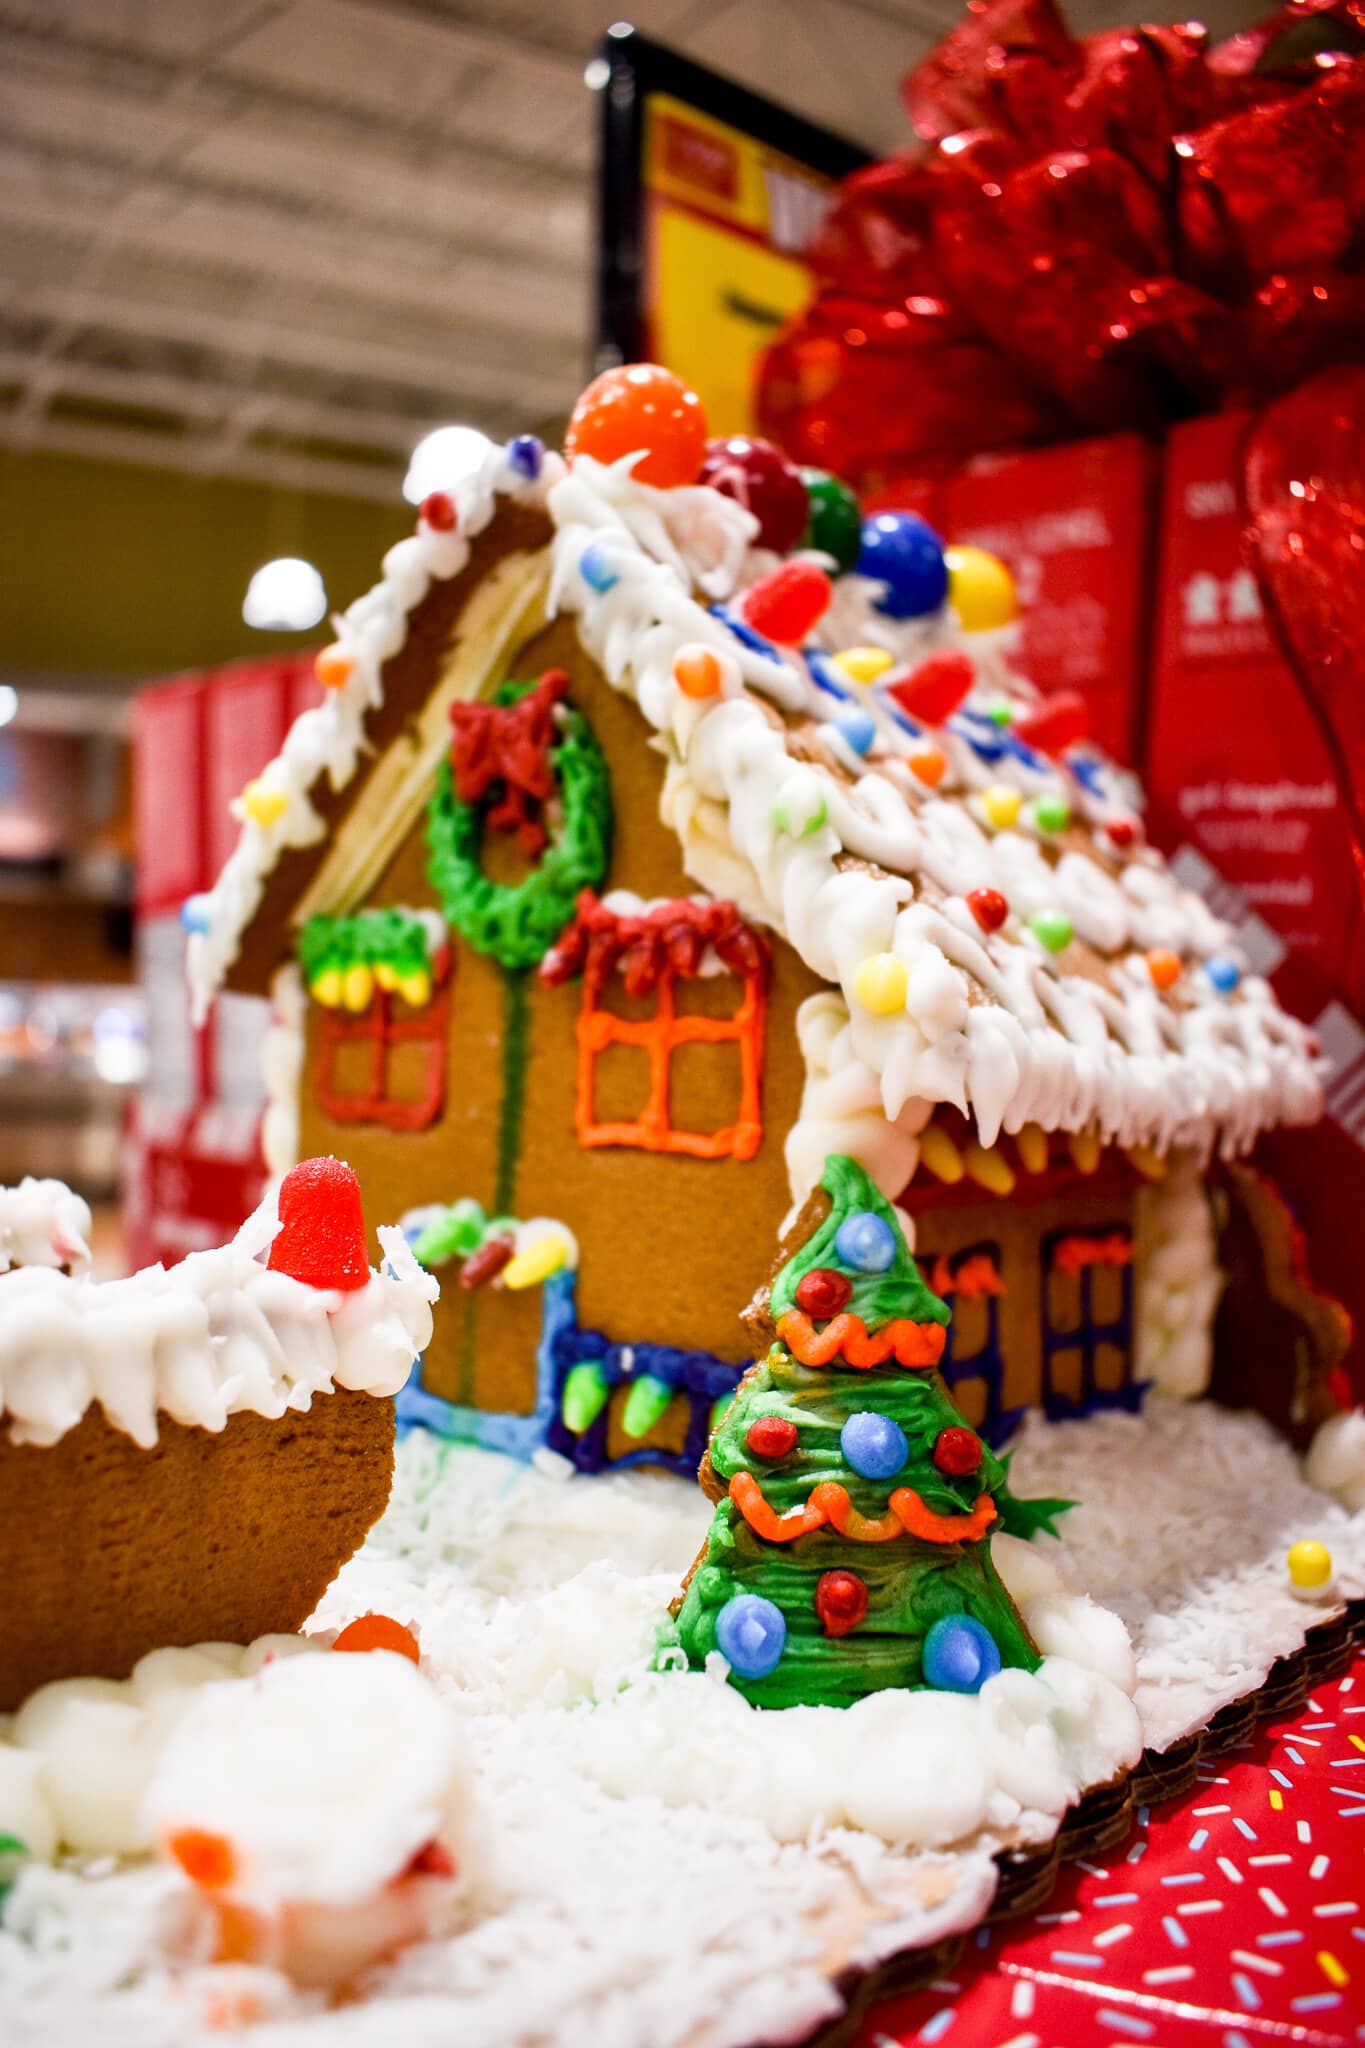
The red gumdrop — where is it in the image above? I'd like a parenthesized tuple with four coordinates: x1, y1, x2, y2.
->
(967, 887, 1008, 933)
(1106, 817, 1137, 849)
(1013, 691, 1090, 753)
(886, 650, 974, 725)
(267, 1157, 370, 1292)
(740, 561, 833, 644)
(746, 1415, 800, 1460)
(933, 1425, 983, 1476)
(794, 1266, 853, 1319)
(698, 436, 809, 553)
(419, 491, 457, 532)
(816, 1569, 868, 1637)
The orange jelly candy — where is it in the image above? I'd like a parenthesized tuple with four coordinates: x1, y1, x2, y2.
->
(332, 1613, 421, 1663)
(565, 364, 708, 488)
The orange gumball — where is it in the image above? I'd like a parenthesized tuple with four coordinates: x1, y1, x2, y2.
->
(332, 1613, 421, 1663)
(673, 644, 723, 699)
(565, 364, 708, 488)
(1146, 947, 1182, 991)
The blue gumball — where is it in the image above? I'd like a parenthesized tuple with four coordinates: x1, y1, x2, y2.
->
(841, 1410, 908, 1481)
(579, 538, 620, 593)
(922, 1614, 1002, 1694)
(833, 705, 877, 756)
(857, 513, 949, 620)
(1205, 955, 1241, 995)
(507, 433, 544, 481)
(179, 892, 212, 935)
(715, 1594, 786, 1680)
(834, 1210, 896, 1274)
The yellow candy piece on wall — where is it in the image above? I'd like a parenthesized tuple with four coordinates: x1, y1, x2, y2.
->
(946, 547, 1017, 633)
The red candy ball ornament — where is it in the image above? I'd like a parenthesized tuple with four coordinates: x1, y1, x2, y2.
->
(267, 1156, 370, 1292)
(564, 364, 708, 489)
(746, 1415, 800, 1460)
(419, 491, 457, 532)
(886, 650, 974, 726)
(794, 1267, 853, 1319)
(967, 887, 1008, 933)
(698, 436, 809, 553)
(741, 561, 833, 644)
(933, 1426, 983, 1476)
(816, 1569, 868, 1637)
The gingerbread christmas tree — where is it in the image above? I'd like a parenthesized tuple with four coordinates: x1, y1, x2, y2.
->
(665, 1154, 1066, 1708)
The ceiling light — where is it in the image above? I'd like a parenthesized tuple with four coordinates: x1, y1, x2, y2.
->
(0, 686, 17, 729)
(584, 55, 610, 89)
(403, 426, 494, 506)
(242, 558, 328, 632)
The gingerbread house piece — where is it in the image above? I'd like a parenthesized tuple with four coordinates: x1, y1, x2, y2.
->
(184, 385, 1341, 1478)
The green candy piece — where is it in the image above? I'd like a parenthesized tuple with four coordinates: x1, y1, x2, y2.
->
(1030, 908, 1074, 953)
(1032, 793, 1071, 834)
(621, 1372, 674, 1440)
(412, 1196, 487, 1267)
(800, 469, 862, 574)
(561, 1361, 610, 1434)
(986, 699, 1013, 728)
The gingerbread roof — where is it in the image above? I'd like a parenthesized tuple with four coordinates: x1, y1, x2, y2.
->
(187, 431, 1321, 1164)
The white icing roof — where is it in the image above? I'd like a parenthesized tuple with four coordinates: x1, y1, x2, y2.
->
(187, 438, 1321, 1161)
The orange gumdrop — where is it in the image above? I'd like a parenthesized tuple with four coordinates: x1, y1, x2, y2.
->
(908, 744, 946, 787)
(565, 365, 708, 488)
(315, 643, 353, 690)
(167, 1828, 237, 1890)
(333, 1613, 421, 1663)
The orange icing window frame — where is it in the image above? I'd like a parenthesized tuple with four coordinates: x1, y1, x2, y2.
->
(542, 892, 768, 1162)
(316, 950, 452, 1133)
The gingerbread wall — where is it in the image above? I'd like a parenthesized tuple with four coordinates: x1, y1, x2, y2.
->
(298, 613, 823, 1418)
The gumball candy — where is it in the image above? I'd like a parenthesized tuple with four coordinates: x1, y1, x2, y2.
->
(857, 513, 949, 620)
(834, 1210, 897, 1273)
(841, 1411, 909, 1481)
(800, 470, 862, 573)
(746, 1414, 800, 1460)
(1030, 909, 1074, 953)
(564, 364, 708, 488)
(1205, 955, 1241, 994)
(268, 1157, 370, 1292)
(698, 436, 808, 553)
(922, 1613, 1002, 1693)
(578, 539, 619, 593)
(1032, 793, 1071, 834)
(908, 744, 946, 786)
(1287, 1538, 1332, 1589)
(1013, 691, 1089, 753)
(816, 1569, 868, 1637)
(933, 1426, 983, 1476)
(1106, 817, 1137, 850)
(507, 433, 544, 481)
(946, 546, 1017, 632)
(741, 560, 833, 644)
(1146, 947, 1182, 991)
(333, 1613, 421, 1663)
(981, 784, 1022, 830)
(419, 491, 456, 532)
(715, 1593, 786, 1679)
(673, 644, 725, 700)
(967, 888, 1008, 933)
(179, 892, 213, 935)
(833, 705, 877, 755)
(887, 650, 974, 725)
(853, 952, 907, 1015)
(794, 1267, 852, 1319)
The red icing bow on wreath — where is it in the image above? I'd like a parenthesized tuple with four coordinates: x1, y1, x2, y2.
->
(540, 892, 768, 995)
(448, 669, 570, 858)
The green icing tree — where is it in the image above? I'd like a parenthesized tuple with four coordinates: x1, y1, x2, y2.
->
(662, 1154, 1069, 1709)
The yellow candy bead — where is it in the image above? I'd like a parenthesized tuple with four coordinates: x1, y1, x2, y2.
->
(1016, 1123, 1049, 1176)
(504, 1233, 570, 1290)
(312, 967, 343, 1008)
(374, 963, 399, 992)
(964, 1141, 1016, 1197)
(946, 546, 1017, 633)
(919, 1124, 965, 1184)
(853, 952, 908, 1015)
(242, 779, 287, 828)
(831, 645, 894, 686)
(1287, 1539, 1332, 1589)
(342, 963, 373, 1012)
(1069, 1129, 1101, 1175)
(982, 784, 1022, 830)
(398, 970, 431, 1009)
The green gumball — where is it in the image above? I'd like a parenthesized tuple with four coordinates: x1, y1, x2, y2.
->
(799, 469, 862, 574)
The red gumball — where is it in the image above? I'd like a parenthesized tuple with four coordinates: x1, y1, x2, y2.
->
(966, 887, 1008, 933)
(564, 364, 708, 489)
(1013, 692, 1090, 754)
(886, 650, 974, 726)
(741, 561, 833, 644)
(698, 436, 809, 553)
(1106, 818, 1137, 850)
(816, 1569, 868, 1637)
(794, 1267, 853, 1319)
(933, 1425, 983, 1476)
(267, 1157, 370, 1292)
(747, 1415, 800, 1460)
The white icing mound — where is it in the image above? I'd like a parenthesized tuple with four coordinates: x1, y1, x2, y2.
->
(1306, 1407, 1365, 1513)
(0, 1178, 92, 1276)
(0, 1199, 437, 1448)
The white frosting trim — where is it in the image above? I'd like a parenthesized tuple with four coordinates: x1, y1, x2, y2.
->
(1132, 1154, 1223, 1400)
(0, 1179, 92, 1276)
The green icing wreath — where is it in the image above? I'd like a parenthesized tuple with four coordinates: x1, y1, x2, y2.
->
(426, 683, 611, 972)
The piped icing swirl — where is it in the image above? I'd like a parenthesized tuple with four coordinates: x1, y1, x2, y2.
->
(0, 1177, 92, 1275)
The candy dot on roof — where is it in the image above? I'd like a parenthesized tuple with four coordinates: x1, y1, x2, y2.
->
(242, 779, 287, 828)
(314, 643, 353, 691)
(179, 892, 212, 935)
(986, 698, 1013, 727)
(267, 1156, 370, 1292)
(800, 469, 862, 572)
(579, 538, 620, 593)
(834, 704, 877, 755)
(1206, 955, 1242, 994)
(741, 560, 833, 644)
(967, 887, 1008, 933)
(772, 778, 827, 838)
(507, 433, 544, 481)
(834, 1209, 896, 1273)
(831, 645, 894, 686)
(982, 784, 1022, 830)
(841, 1411, 908, 1480)
(933, 1425, 983, 1476)
(1287, 1538, 1332, 1588)
(922, 1613, 1001, 1693)
(909, 743, 946, 786)
(1030, 908, 1074, 953)
(1032, 792, 1071, 834)
(333, 1613, 421, 1663)
(746, 1414, 799, 1460)
(887, 649, 974, 724)
(794, 1266, 852, 1318)
(419, 491, 456, 532)
(564, 363, 708, 488)
(697, 435, 808, 553)
(715, 1593, 785, 1679)
(1147, 947, 1182, 990)
(853, 951, 908, 1015)
(1106, 816, 1137, 849)
(857, 511, 948, 619)
(816, 1568, 868, 1636)
(1014, 690, 1091, 753)
(167, 1828, 236, 1890)
(946, 545, 1016, 632)
(673, 644, 724, 699)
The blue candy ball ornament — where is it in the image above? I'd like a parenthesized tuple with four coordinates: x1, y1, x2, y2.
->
(841, 1411, 909, 1481)
(922, 1614, 1002, 1694)
(1205, 955, 1241, 995)
(834, 1210, 897, 1273)
(715, 1594, 787, 1680)
(578, 538, 619, 593)
(507, 433, 545, 481)
(856, 513, 949, 620)
(179, 893, 213, 935)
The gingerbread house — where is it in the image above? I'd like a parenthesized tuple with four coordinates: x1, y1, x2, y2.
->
(185, 371, 1341, 1477)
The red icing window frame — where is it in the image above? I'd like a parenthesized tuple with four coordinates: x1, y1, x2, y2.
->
(542, 894, 768, 1162)
(315, 949, 452, 1132)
